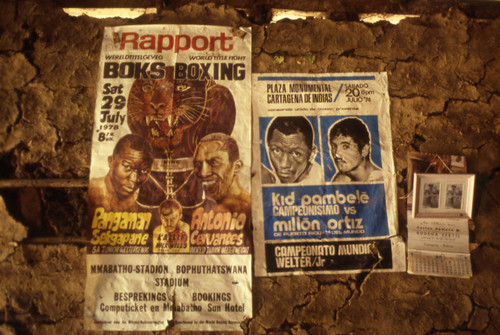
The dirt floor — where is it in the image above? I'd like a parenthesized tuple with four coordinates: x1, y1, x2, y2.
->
(0, 0, 499, 334)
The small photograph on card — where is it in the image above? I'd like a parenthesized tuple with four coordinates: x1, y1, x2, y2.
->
(445, 184, 463, 210)
(422, 183, 440, 209)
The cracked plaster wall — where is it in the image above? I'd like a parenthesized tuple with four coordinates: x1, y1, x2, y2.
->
(0, 0, 499, 334)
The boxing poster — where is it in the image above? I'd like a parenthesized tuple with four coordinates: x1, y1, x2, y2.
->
(85, 25, 252, 331)
(252, 73, 405, 276)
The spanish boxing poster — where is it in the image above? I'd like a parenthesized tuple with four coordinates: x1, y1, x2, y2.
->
(84, 25, 252, 331)
(252, 73, 405, 276)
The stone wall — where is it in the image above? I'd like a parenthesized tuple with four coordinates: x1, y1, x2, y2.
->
(0, 0, 499, 333)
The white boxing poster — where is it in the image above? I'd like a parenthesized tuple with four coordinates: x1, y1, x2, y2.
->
(252, 73, 405, 276)
(85, 25, 252, 331)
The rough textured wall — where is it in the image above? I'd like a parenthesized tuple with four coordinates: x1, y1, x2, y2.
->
(0, 0, 499, 334)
